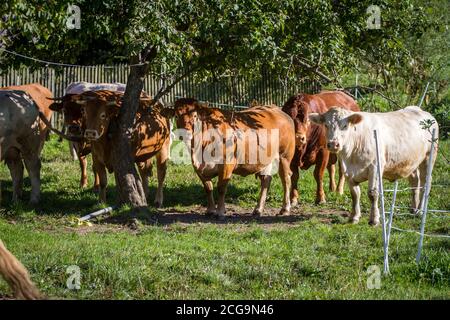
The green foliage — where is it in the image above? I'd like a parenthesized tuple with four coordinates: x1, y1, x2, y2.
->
(0, 0, 440, 86)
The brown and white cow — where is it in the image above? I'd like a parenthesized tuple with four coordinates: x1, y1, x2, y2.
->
(48, 82, 131, 190)
(0, 240, 41, 300)
(0, 84, 53, 205)
(282, 91, 360, 205)
(310, 106, 439, 225)
(164, 98, 295, 218)
(75, 90, 170, 206)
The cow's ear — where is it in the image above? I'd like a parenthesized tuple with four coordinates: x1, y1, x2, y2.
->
(347, 114, 363, 125)
(160, 107, 175, 118)
(49, 102, 63, 112)
(309, 113, 323, 124)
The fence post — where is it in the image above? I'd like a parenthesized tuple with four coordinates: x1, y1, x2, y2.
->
(416, 128, 437, 263)
(418, 82, 430, 108)
(386, 180, 398, 246)
(374, 130, 389, 274)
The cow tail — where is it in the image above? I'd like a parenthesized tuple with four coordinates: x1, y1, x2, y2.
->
(0, 240, 42, 300)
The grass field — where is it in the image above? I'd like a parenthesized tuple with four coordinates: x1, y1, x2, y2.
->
(0, 136, 448, 299)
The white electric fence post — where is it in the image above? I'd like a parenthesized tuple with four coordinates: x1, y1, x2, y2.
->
(387, 180, 398, 245)
(418, 82, 430, 108)
(416, 128, 437, 263)
(374, 130, 389, 274)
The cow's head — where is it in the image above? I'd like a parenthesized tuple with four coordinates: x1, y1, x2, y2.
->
(76, 91, 122, 141)
(309, 107, 363, 153)
(171, 98, 209, 133)
(282, 95, 310, 147)
(48, 95, 84, 136)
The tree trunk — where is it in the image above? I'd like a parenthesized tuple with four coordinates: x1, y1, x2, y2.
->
(111, 56, 149, 209)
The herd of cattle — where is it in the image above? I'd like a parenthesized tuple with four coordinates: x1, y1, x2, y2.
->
(0, 82, 439, 224)
(0, 81, 439, 299)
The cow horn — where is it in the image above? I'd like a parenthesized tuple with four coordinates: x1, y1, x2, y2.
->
(75, 100, 87, 105)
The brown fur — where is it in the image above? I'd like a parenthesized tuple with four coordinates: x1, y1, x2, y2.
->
(282, 91, 360, 204)
(80, 91, 170, 206)
(170, 98, 295, 217)
(0, 240, 41, 300)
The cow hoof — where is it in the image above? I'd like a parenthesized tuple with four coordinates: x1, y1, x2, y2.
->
(278, 208, 290, 216)
(206, 210, 216, 217)
(369, 220, 380, 227)
(315, 200, 326, 205)
(252, 209, 262, 216)
(29, 199, 40, 206)
(154, 201, 162, 209)
(349, 218, 360, 224)
(291, 200, 298, 207)
(215, 214, 225, 221)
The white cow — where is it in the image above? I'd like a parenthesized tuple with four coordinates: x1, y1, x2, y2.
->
(310, 106, 439, 226)
(65, 81, 128, 95)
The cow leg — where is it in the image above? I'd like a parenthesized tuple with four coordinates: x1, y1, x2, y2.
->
(348, 178, 361, 224)
(5, 148, 24, 203)
(137, 161, 151, 200)
(328, 163, 337, 192)
(367, 168, 380, 226)
(337, 159, 346, 195)
(290, 164, 299, 207)
(79, 155, 88, 188)
(408, 169, 420, 212)
(70, 141, 78, 160)
(216, 165, 233, 220)
(417, 160, 430, 213)
(313, 150, 328, 204)
(253, 175, 272, 216)
(278, 157, 292, 215)
(154, 141, 169, 208)
(94, 161, 108, 203)
(92, 162, 100, 193)
(22, 154, 41, 205)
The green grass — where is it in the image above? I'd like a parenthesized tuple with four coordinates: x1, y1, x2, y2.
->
(0, 136, 449, 299)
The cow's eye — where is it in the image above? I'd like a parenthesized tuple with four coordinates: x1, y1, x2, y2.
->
(100, 112, 106, 120)
(80, 107, 86, 114)
(342, 124, 348, 130)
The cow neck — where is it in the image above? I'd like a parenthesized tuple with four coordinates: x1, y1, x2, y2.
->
(338, 122, 366, 160)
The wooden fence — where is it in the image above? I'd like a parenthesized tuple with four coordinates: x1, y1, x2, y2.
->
(0, 64, 321, 126)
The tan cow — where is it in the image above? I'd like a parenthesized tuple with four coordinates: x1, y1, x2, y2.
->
(0, 240, 41, 300)
(164, 98, 295, 219)
(310, 106, 439, 225)
(75, 90, 170, 206)
(0, 84, 53, 205)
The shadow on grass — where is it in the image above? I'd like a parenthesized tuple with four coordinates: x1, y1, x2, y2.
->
(102, 207, 314, 227)
(1, 176, 347, 228)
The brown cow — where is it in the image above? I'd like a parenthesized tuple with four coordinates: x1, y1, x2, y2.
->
(0, 84, 53, 205)
(0, 240, 41, 299)
(75, 90, 170, 206)
(282, 91, 360, 205)
(164, 98, 295, 218)
(48, 95, 99, 190)
(48, 83, 149, 190)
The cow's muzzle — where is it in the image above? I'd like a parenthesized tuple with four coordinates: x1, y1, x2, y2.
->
(84, 129, 100, 141)
(327, 141, 340, 153)
(295, 134, 307, 145)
